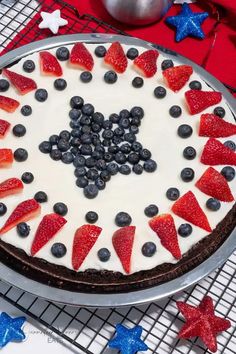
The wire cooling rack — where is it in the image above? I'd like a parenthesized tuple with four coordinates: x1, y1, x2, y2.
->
(0, 0, 235, 353)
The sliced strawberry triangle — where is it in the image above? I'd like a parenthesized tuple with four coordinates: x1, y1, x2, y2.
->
(201, 138, 236, 165)
(3, 69, 37, 95)
(133, 50, 159, 78)
(172, 191, 212, 232)
(70, 43, 94, 71)
(0, 178, 24, 198)
(0, 95, 20, 113)
(0, 199, 41, 235)
(39, 51, 63, 77)
(149, 214, 181, 259)
(104, 42, 128, 73)
(31, 213, 67, 256)
(185, 90, 222, 115)
(163, 65, 193, 92)
(199, 114, 236, 138)
(0, 149, 13, 168)
(112, 226, 135, 274)
(195, 167, 234, 202)
(72, 224, 102, 271)
(0, 119, 10, 138)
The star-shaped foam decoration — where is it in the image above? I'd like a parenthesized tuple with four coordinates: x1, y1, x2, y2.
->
(177, 296, 231, 352)
(166, 2, 209, 42)
(39, 10, 68, 35)
(0, 312, 26, 348)
(109, 324, 148, 354)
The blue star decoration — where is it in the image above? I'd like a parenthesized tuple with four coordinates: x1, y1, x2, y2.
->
(166, 2, 209, 42)
(109, 324, 148, 354)
(0, 312, 26, 348)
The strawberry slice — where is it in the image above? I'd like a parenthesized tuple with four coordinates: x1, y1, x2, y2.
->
(0, 119, 10, 138)
(199, 114, 236, 138)
(172, 191, 212, 232)
(72, 224, 102, 271)
(112, 226, 135, 274)
(70, 43, 94, 71)
(133, 50, 159, 78)
(196, 167, 234, 202)
(185, 90, 222, 115)
(0, 178, 24, 198)
(31, 213, 67, 256)
(0, 95, 20, 113)
(3, 69, 37, 95)
(149, 214, 181, 259)
(0, 149, 13, 168)
(0, 199, 41, 235)
(163, 65, 193, 92)
(201, 138, 236, 165)
(104, 42, 128, 73)
(39, 51, 63, 77)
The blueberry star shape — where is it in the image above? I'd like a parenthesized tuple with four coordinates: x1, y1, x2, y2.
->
(0, 312, 26, 348)
(39, 10, 68, 34)
(166, 3, 209, 42)
(109, 324, 148, 354)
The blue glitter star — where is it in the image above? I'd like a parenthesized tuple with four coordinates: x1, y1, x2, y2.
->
(166, 2, 209, 42)
(0, 312, 26, 348)
(109, 324, 148, 354)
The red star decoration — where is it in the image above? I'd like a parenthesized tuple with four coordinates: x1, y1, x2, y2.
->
(176, 296, 231, 352)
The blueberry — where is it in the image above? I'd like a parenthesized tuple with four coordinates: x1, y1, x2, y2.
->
(82, 103, 94, 116)
(130, 106, 144, 119)
(169, 105, 182, 118)
(21, 105, 32, 116)
(80, 115, 91, 125)
(224, 140, 236, 151)
(189, 80, 202, 90)
(0, 79, 10, 92)
(87, 168, 99, 181)
(183, 146, 196, 160)
(51, 243, 67, 258)
(124, 132, 136, 143)
(100, 170, 111, 182)
(50, 149, 62, 161)
(56, 47, 70, 61)
(53, 202, 68, 216)
(95, 177, 106, 190)
(127, 152, 139, 165)
(49, 134, 59, 145)
(133, 164, 143, 174)
(74, 167, 87, 177)
(92, 112, 104, 125)
(0, 203, 7, 216)
(57, 139, 70, 152)
(80, 133, 92, 144)
(132, 77, 144, 88)
(213, 106, 225, 118)
(85, 157, 96, 168)
(109, 113, 120, 124)
(34, 191, 48, 203)
(126, 48, 139, 60)
(206, 198, 221, 211)
(85, 211, 98, 223)
(104, 70, 117, 84)
(14, 148, 28, 162)
(61, 152, 74, 164)
(177, 124, 193, 138)
(221, 166, 235, 181)
(131, 116, 141, 127)
(115, 152, 127, 164)
(144, 204, 159, 217)
(39, 141, 52, 154)
(12, 124, 26, 137)
(107, 162, 119, 175)
(17, 222, 30, 237)
(70, 137, 80, 147)
(130, 125, 139, 135)
(120, 143, 131, 154)
(154, 86, 166, 98)
(166, 188, 180, 201)
(71, 147, 79, 155)
(76, 177, 88, 188)
(108, 145, 119, 154)
(70, 121, 80, 129)
(21, 172, 34, 184)
(115, 212, 132, 227)
(143, 159, 157, 172)
(80, 144, 92, 156)
(114, 127, 125, 137)
(98, 248, 111, 262)
(139, 149, 151, 161)
(54, 78, 67, 90)
(69, 109, 81, 120)
(180, 167, 195, 182)
(73, 155, 85, 167)
(80, 71, 93, 83)
(70, 96, 84, 109)
(161, 59, 174, 70)
(104, 152, 113, 162)
(94, 45, 107, 57)
(84, 184, 99, 199)
(35, 88, 48, 102)
(113, 136, 123, 145)
(23, 60, 35, 73)
(132, 142, 142, 152)
(119, 164, 131, 175)
(102, 129, 113, 140)
(178, 223, 192, 237)
(142, 242, 157, 257)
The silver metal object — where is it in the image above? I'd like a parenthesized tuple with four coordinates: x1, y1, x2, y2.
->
(101, 0, 174, 25)
(0, 33, 235, 308)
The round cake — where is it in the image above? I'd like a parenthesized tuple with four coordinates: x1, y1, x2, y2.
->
(0, 39, 235, 293)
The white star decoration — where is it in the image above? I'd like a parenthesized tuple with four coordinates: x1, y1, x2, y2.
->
(39, 10, 68, 34)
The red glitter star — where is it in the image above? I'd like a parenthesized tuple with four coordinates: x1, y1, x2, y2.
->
(176, 296, 231, 352)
